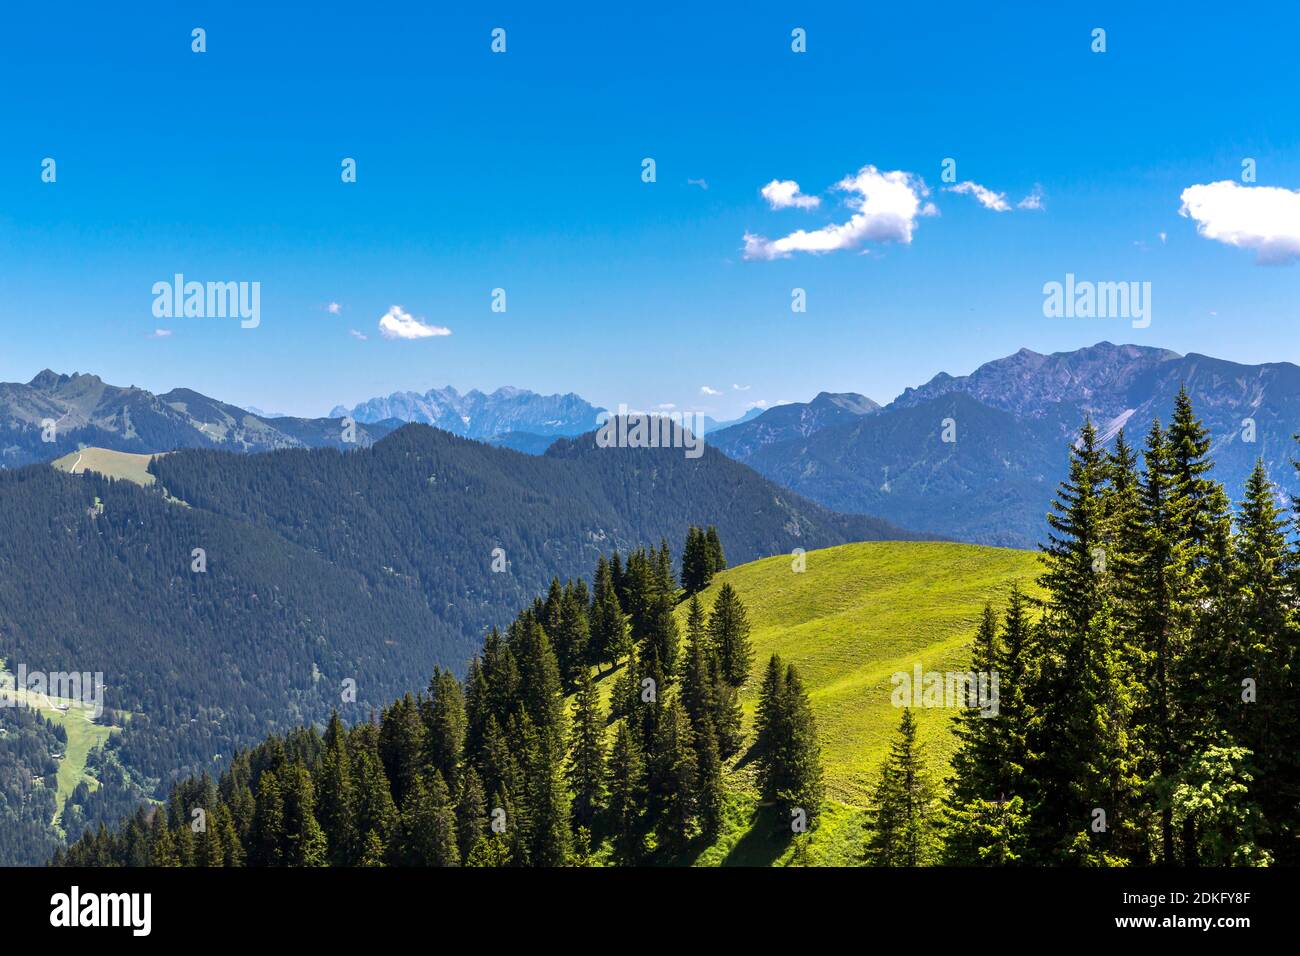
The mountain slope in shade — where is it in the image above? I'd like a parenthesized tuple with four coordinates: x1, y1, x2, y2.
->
(0, 371, 396, 468)
(722, 343, 1300, 548)
(331, 385, 606, 440)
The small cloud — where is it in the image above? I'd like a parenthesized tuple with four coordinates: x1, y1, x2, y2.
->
(377, 305, 451, 340)
(1179, 180, 1300, 264)
(1159, 231, 1168, 244)
(746, 400, 769, 410)
(349, 329, 368, 341)
(947, 181, 1011, 212)
(657, 402, 676, 410)
(327, 302, 342, 315)
(732, 383, 751, 391)
(760, 179, 821, 210)
(687, 178, 709, 190)
(700, 385, 721, 396)
(745, 165, 930, 260)
(148, 329, 172, 339)
(1017, 185, 1046, 211)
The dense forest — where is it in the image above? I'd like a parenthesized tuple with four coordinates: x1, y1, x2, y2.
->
(58, 528, 826, 866)
(0, 706, 65, 865)
(59, 391, 1300, 867)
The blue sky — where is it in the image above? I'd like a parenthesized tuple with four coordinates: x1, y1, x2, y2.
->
(2, 1, 1298, 418)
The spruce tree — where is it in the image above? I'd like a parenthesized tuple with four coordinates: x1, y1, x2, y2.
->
(565, 668, 607, 827)
(708, 583, 753, 687)
(865, 708, 937, 866)
(605, 721, 645, 863)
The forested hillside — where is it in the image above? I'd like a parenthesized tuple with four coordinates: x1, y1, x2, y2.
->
(1, 421, 916, 862)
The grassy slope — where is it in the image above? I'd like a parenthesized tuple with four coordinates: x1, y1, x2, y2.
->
(51, 447, 157, 486)
(588, 540, 1042, 865)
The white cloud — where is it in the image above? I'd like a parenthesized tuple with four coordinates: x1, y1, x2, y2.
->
(688, 177, 709, 190)
(744, 165, 931, 260)
(746, 400, 769, 410)
(657, 402, 676, 410)
(327, 301, 342, 315)
(1017, 185, 1046, 211)
(1159, 231, 1168, 244)
(349, 329, 368, 341)
(148, 329, 172, 339)
(700, 385, 721, 396)
(760, 179, 821, 210)
(947, 181, 1011, 212)
(377, 305, 451, 340)
(732, 383, 750, 391)
(1179, 180, 1300, 264)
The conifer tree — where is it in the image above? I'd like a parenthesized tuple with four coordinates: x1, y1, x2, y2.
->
(422, 668, 466, 784)
(865, 708, 937, 866)
(773, 663, 824, 828)
(705, 525, 727, 575)
(565, 668, 606, 827)
(315, 713, 356, 866)
(708, 583, 753, 687)
(605, 721, 645, 863)
(648, 699, 696, 848)
(251, 769, 286, 866)
(455, 766, 489, 861)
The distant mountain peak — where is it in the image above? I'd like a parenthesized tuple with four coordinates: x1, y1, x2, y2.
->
(333, 384, 606, 441)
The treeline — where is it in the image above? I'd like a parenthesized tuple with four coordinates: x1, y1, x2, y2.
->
(58, 529, 825, 866)
(868, 389, 1299, 866)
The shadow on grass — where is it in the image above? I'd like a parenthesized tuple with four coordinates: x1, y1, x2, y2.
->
(720, 804, 793, 867)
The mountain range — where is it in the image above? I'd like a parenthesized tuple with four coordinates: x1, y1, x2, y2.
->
(713, 342, 1300, 547)
(0, 371, 398, 468)
(5, 341, 1298, 549)
(331, 385, 764, 452)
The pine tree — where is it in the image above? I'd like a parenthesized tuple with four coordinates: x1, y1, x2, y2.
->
(1029, 421, 1141, 863)
(590, 555, 628, 672)
(357, 829, 386, 867)
(421, 668, 466, 784)
(251, 769, 286, 866)
(281, 763, 328, 867)
(773, 663, 824, 828)
(680, 526, 712, 595)
(455, 766, 489, 861)
(315, 713, 356, 866)
(605, 721, 645, 863)
(708, 583, 753, 687)
(865, 708, 937, 866)
(401, 772, 461, 866)
(755, 653, 786, 761)
(378, 693, 427, 809)
(645, 592, 681, 680)
(1233, 460, 1298, 852)
(647, 699, 696, 849)
(565, 668, 606, 827)
(705, 526, 727, 575)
